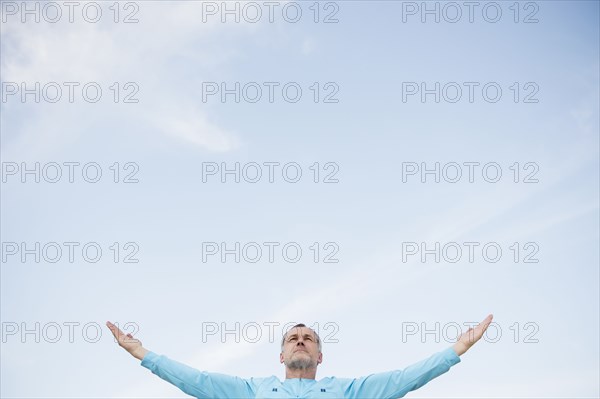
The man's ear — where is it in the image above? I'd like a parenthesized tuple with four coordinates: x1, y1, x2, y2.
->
(280, 352, 284, 364)
(317, 352, 323, 365)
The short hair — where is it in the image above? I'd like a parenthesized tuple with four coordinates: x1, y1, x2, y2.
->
(281, 323, 322, 352)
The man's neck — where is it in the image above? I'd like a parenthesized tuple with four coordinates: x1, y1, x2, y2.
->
(285, 367, 317, 380)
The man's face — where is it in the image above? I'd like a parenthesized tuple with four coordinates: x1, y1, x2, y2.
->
(280, 326, 322, 370)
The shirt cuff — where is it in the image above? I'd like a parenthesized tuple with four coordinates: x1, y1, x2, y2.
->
(443, 347, 461, 366)
(140, 351, 159, 369)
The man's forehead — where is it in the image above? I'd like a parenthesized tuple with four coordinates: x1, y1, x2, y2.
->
(286, 326, 315, 338)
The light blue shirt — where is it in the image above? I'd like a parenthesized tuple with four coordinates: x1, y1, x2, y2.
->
(141, 347, 460, 399)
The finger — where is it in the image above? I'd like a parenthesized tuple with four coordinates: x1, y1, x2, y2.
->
(106, 321, 126, 340)
(472, 315, 493, 340)
(475, 315, 493, 329)
(479, 314, 493, 330)
(467, 327, 476, 343)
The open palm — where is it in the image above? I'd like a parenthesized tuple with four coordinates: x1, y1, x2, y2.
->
(106, 321, 148, 360)
(453, 314, 493, 356)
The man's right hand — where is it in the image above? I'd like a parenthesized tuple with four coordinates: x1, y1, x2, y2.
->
(106, 321, 149, 361)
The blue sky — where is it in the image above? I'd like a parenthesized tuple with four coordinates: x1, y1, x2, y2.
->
(1, 1, 599, 398)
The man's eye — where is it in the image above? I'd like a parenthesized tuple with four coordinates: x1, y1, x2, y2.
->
(305, 337, 312, 340)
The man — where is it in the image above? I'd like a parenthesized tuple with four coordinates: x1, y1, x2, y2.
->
(106, 314, 493, 398)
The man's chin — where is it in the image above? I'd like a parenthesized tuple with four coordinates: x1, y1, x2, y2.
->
(287, 358, 315, 370)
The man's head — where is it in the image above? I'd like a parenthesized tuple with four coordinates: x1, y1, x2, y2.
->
(280, 324, 322, 371)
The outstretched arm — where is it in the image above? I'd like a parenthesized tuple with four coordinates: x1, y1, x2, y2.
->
(105, 321, 256, 399)
(342, 314, 494, 399)
(452, 314, 493, 356)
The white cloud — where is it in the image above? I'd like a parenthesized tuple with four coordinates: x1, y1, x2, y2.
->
(0, 1, 256, 156)
(156, 106, 241, 152)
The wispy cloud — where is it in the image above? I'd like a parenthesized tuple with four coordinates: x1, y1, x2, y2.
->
(1, 2, 257, 156)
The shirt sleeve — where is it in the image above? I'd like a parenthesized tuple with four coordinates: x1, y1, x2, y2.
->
(140, 351, 257, 399)
(341, 347, 461, 399)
